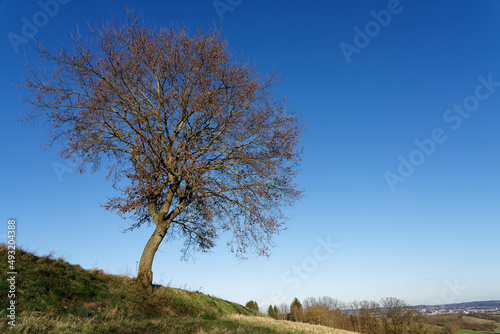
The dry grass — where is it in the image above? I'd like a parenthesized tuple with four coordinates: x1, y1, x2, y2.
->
(217, 314, 359, 334)
(462, 315, 494, 324)
(9, 312, 361, 334)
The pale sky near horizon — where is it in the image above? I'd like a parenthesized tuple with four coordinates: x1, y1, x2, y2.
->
(1, 0, 499, 310)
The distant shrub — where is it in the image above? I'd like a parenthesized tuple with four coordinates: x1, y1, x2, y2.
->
(303, 305, 329, 325)
(444, 318, 461, 334)
(245, 300, 259, 312)
(267, 305, 280, 319)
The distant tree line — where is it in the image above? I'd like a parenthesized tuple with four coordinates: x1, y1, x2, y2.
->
(248, 296, 431, 334)
(467, 312, 500, 322)
(245, 296, 500, 334)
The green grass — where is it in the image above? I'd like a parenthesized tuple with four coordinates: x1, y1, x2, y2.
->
(0, 244, 356, 333)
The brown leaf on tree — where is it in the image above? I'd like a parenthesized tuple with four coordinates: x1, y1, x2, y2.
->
(20, 11, 304, 289)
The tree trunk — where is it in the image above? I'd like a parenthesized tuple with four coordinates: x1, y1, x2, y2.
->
(137, 225, 167, 290)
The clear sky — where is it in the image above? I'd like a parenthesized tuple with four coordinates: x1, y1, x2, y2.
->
(1, 0, 499, 310)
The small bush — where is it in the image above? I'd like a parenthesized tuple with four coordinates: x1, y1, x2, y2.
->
(245, 300, 259, 312)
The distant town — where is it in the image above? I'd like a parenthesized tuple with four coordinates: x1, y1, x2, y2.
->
(415, 300, 500, 315)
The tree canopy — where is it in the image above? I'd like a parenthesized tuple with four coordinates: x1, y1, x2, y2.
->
(21, 12, 304, 288)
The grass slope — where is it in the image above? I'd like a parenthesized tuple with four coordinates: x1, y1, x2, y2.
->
(426, 313, 500, 334)
(0, 244, 356, 333)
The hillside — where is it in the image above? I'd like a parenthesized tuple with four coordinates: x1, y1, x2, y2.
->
(0, 244, 356, 333)
(425, 313, 500, 334)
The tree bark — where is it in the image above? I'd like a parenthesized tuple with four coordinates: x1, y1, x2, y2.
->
(137, 225, 168, 290)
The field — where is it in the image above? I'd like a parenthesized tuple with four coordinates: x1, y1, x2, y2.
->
(0, 244, 356, 333)
(425, 313, 500, 334)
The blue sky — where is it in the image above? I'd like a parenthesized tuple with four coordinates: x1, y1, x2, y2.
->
(1, 0, 499, 309)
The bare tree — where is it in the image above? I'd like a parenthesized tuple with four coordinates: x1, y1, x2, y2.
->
(303, 297, 330, 326)
(358, 300, 382, 334)
(21, 12, 303, 289)
(278, 303, 289, 320)
(350, 300, 362, 333)
(380, 297, 428, 334)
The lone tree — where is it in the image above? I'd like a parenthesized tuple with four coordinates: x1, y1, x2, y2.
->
(21, 13, 303, 289)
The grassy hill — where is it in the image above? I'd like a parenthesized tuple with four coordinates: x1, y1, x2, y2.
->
(0, 244, 356, 333)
